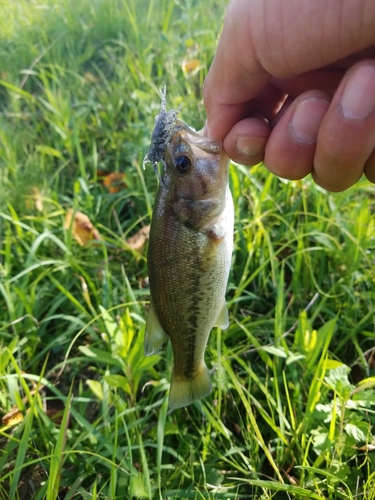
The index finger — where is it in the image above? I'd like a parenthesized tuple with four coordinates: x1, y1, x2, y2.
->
(203, 0, 270, 140)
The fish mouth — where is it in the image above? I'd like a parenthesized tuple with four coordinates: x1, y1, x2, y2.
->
(174, 120, 223, 157)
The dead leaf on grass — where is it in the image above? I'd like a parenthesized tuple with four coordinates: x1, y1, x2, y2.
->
(64, 209, 101, 246)
(83, 71, 99, 83)
(2, 407, 25, 427)
(2, 394, 65, 427)
(102, 172, 127, 193)
(25, 186, 44, 212)
(126, 224, 150, 252)
(182, 58, 202, 76)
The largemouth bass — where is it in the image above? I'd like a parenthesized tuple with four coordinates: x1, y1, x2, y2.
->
(143, 88, 234, 409)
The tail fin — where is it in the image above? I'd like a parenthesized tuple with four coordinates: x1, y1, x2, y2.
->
(169, 363, 212, 410)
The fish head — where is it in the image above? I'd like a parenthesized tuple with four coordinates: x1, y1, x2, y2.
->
(162, 120, 229, 231)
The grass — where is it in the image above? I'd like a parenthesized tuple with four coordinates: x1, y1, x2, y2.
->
(0, 0, 374, 498)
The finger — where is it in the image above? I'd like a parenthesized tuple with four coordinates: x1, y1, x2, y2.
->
(203, 0, 270, 141)
(312, 60, 375, 191)
(222, 116, 270, 166)
(263, 92, 331, 179)
(221, 94, 293, 166)
(204, 80, 286, 148)
(203, 66, 269, 143)
(217, 83, 288, 164)
(364, 148, 375, 183)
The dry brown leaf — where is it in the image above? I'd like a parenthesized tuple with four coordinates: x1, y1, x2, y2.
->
(25, 187, 44, 212)
(2, 381, 42, 427)
(2, 392, 64, 427)
(182, 59, 201, 76)
(96, 169, 107, 178)
(126, 224, 150, 252)
(2, 407, 25, 427)
(102, 172, 127, 193)
(64, 209, 101, 246)
(83, 71, 99, 83)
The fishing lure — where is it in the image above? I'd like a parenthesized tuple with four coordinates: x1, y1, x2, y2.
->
(143, 86, 181, 176)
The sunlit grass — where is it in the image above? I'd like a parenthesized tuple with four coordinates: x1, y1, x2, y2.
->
(0, 0, 374, 498)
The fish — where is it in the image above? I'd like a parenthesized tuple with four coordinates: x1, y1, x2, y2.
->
(143, 88, 234, 409)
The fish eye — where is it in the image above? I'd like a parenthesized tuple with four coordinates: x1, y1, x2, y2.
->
(174, 154, 192, 174)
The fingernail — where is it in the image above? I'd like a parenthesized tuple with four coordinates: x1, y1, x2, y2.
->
(340, 64, 375, 120)
(236, 135, 266, 156)
(290, 97, 330, 144)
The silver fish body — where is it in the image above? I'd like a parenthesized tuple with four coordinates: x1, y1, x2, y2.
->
(145, 117, 233, 410)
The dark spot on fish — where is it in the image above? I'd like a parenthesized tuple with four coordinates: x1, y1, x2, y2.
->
(182, 240, 205, 380)
(188, 312, 199, 329)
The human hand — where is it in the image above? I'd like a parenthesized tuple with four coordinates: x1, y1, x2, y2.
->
(203, 0, 375, 191)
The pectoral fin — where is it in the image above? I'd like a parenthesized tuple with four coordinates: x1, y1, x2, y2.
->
(214, 301, 229, 330)
(144, 302, 168, 356)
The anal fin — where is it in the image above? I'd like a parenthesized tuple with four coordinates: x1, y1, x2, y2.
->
(144, 302, 168, 356)
(214, 300, 229, 330)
